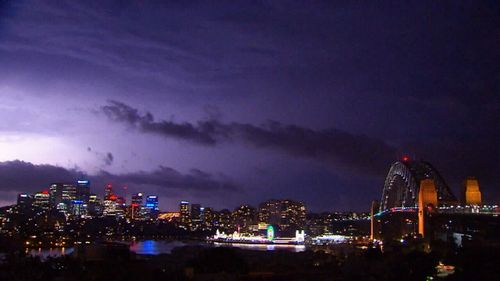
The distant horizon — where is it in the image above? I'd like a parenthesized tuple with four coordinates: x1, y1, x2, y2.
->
(1, 157, 496, 213)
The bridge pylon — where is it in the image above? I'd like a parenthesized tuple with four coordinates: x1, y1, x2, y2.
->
(370, 200, 380, 240)
(418, 179, 438, 238)
(463, 177, 482, 206)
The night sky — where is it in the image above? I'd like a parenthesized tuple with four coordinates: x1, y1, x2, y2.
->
(0, 1, 498, 212)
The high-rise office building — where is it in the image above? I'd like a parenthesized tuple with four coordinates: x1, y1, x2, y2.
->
(76, 180, 90, 203)
(145, 195, 159, 219)
(202, 207, 215, 230)
(62, 184, 77, 202)
(17, 193, 33, 209)
(179, 201, 190, 229)
(103, 184, 120, 217)
(131, 193, 143, 220)
(17, 193, 33, 212)
(131, 193, 143, 206)
(49, 183, 63, 207)
(50, 183, 79, 215)
(68, 180, 90, 217)
(190, 204, 202, 230)
(33, 191, 50, 210)
(88, 194, 103, 217)
(191, 204, 201, 220)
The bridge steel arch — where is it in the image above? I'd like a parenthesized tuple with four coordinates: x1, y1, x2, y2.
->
(379, 161, 457, 212)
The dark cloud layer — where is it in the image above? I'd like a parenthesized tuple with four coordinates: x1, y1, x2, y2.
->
(87, 147, 114, 166)
(0, 1, 498, 210)
(0, 160, 238, 197)
(101, 101, 500, 204)
(102, 100, 397, 175)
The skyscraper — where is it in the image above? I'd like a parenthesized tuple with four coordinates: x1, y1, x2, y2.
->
(88, 193, 103, 217)
(179, 201, 190, 229)
(201, 207, 215, 230)
(76, 180, 90, 204)
(17, 193, 32, 209)
(33, 190, 50, 210)
(131, 192, 143, 220)
(145, 195, 159, 220)
(191, 204, 202, 230)
(49, 183, 63, 207)
(61, 183, 77, 202)
(103, 184, 120, 217)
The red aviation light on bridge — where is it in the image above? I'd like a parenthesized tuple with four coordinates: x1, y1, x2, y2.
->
(402, 156, 410, 162)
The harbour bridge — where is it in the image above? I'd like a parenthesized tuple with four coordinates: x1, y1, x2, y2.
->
(371, 158, 499, 245)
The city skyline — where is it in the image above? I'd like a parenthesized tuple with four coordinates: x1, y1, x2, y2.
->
(0, 1, 498, 212)
(4, 157, 494, 213)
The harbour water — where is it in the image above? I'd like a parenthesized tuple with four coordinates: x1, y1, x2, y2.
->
(25, 239, 305, 258)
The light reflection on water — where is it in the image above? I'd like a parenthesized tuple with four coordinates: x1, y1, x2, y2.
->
(213, 242, 306, 252)
(27, 247, 74, 259)
(26, 240, 305, 258)
(129, 240, 189, 255)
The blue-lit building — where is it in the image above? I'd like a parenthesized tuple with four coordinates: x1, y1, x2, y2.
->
(76, 180, 90, 203)
(72, 200, 87, 217)
(145, 195, 159, 220)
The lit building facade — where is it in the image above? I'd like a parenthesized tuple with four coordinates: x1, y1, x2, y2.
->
(88, 194, 103, 217)
(217, 209, 232, 232)
(179, 201, 190, 229)
(258, 199, 306, 235)
(232, 205, 256, 233)
(17, 193, 32, 208)
(33, 191, 50, 210)
(130, 192, 144, 220)
(145, 195, 159, 220)
(202, 207, 215, 230)
(191, 204, 202, 230)
(76, 180, 90, 204)
(103, 184, 121, 217)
